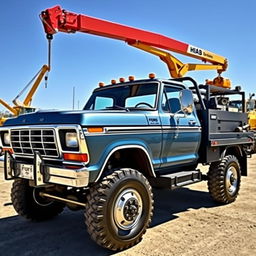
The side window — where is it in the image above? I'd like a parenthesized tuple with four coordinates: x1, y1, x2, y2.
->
(94, 96, 113, 110)
(162, 86, 181, 113)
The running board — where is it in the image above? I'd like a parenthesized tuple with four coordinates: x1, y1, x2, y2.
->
(149, 170, 202, 189)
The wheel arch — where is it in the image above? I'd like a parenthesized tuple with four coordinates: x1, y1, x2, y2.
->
(221, 145, 247, 176)
(94, 145, 156, 182)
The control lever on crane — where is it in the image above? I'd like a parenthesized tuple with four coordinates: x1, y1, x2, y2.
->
(40, 5, 231, 88)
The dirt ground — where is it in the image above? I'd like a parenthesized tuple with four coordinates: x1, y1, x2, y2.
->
(0, 157, 256, 256)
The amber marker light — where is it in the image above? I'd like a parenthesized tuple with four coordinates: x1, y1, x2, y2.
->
(99, 82, 105, 87)
(149, 73, 155, 79)
(119, 77, 125, 83)
(2, 148, 14, 154)
(128, 76, 135, 81)
(111, 79, 117, 84)
(63, 153, 89, 162)
(211, 141, 218, 146)
(87, 127, 104, 133)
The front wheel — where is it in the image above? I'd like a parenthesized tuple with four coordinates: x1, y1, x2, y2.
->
(11, 179, 65, 221)
(207, 155, 241, 204)
(85, 168, 154, 251)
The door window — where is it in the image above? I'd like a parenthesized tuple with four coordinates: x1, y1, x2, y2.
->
(162, 86, 181, 113)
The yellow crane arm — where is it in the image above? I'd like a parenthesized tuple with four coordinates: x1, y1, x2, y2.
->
(22, 64, 49, 106)
(0, 99, 18, 115)
(0, 64, 49, 126)
(130, 42, 228, 78)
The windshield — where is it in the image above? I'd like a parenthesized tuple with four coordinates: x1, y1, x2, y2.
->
(84, 82, 159, 111)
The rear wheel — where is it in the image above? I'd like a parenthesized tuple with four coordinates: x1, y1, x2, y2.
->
(85, 168, 154, 251)
(207, 155, 241, 204)
(11, 179, 65, 221)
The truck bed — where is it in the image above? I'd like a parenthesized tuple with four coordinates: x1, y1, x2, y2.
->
(197, 109, 254, 163)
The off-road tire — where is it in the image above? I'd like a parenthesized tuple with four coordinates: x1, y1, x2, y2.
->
(11, 179, 65, 221)
(208, 155, 241, 204)
(85, 168, 154, 251)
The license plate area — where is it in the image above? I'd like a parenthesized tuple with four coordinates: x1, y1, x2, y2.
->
(18, 164, 34, 180)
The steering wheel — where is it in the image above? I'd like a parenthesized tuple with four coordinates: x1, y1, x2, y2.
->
(134, 102, 153, 108)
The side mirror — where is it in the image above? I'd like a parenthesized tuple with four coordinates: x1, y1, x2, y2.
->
(179, 89, 194, 115)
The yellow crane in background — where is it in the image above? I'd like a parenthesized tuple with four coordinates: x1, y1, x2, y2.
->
(230, 93, 256, 130)
(247, 93, 256, 130)
(0, 64, 49, 126)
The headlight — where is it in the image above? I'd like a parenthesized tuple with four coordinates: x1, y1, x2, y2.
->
(66, 132, 78, 148)
(3, 132, 11, 146)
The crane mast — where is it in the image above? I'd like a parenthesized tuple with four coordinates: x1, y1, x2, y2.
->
(40, 5, 230, 87)
(0, 65, 49, 126)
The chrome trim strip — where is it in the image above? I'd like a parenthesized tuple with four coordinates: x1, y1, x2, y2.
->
(83, 126, 201, 136)
(94, 145, 156, 182)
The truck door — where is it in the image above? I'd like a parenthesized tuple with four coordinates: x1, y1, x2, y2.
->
(159, 84, 201, 169)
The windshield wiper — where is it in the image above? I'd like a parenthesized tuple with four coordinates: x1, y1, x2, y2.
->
(106, 105, 130, 112)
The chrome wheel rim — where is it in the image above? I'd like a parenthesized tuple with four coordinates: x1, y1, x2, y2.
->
(113, 188, 143, 230)
(225, 166, 238, 196)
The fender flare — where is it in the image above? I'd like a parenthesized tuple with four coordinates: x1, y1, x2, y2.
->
(94, 144, 156, 182)
(221, 145, 243, 159)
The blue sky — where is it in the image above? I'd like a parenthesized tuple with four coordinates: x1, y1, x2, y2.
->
(0, 0, 255, 111)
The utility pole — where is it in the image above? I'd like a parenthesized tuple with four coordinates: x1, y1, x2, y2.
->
(72, 86, 75, 110)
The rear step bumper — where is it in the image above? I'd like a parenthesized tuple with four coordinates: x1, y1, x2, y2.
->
(149, 170, 202, 189)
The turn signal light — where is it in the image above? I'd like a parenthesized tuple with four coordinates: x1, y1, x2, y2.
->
(149, 73, 155, 79)
(129, 76, 135, 81)
(63, 153, 88, 162)
(87, 127, 104, 133)
(211, 141, 218, 146)
(2, 148, 13, 154)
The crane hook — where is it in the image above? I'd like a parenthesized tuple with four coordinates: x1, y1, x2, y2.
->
(44, 34, 53, 88)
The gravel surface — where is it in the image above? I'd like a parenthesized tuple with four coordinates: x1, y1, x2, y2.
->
(0, 157, 256, 256)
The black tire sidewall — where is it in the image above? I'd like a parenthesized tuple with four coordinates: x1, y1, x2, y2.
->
(223, 158, 241, 200)
(208, 155, 241, 204)
(11, 179, 64, 220)
(105, 176, 152, 243)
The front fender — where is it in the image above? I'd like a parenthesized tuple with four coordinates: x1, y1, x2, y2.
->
(86, 138, 155, 183)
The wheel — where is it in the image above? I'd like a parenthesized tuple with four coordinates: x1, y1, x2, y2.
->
(11, 179, 65, 221)
(207, 155, 241, 204)
(134, 102, 153, 108)
(85, 168, 154, 251)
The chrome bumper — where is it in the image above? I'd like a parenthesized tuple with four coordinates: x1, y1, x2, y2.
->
(4, 151, 89, 188)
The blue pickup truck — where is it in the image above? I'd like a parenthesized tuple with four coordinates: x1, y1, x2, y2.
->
(0, 76, 254, 250)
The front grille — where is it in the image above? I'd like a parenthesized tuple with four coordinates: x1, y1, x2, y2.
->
(11, 129, 59, 158)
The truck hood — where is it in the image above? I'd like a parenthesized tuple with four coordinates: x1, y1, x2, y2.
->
(3, 110, 149, 127)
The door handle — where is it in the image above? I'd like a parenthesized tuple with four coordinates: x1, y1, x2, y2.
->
(188, 120, 196, 125)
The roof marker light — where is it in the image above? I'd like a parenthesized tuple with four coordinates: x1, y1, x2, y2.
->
(119, 77, 125, 83)
(128, 76, 135, 81)
(149, 73, 156, 79)
(111, 79, 117, 84)
(99, 82, 105, 87)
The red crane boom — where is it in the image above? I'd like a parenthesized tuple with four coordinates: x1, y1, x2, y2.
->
(40, 6, 229, 86)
